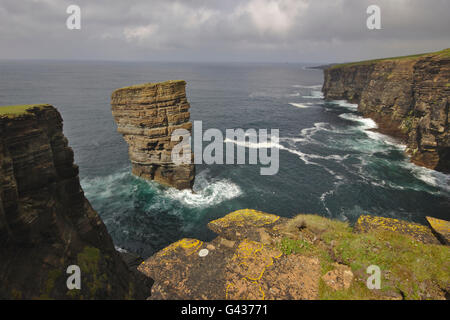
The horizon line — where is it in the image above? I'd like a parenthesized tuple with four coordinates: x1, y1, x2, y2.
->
(0, 57, 333, 65)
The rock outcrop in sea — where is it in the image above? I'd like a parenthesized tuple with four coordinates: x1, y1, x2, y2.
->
(0, 104, 151, 299)
(111, 80, 195, 190)
(322, 48, 450, 173)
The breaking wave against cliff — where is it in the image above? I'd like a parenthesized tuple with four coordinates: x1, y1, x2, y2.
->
(80, 166, 243, 256)
(81, 167, 241, 210)
(292, 84, 322, 89)
(164, 170, 242, 208)
(302, 90, 324, 99)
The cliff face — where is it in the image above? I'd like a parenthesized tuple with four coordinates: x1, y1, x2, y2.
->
(323, 49, 450, 173)
(111, 80, 195, 190)
(0, 105, 151, 299)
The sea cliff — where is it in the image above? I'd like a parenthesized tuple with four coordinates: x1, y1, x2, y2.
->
(0, 105, 151, 299)
(322, 49, 450, 173)
(111, 80, 195, 190)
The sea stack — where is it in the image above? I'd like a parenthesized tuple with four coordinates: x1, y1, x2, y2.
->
(111, 80, 195, 189)
(0, 104, 151, 299)
(322, 48, 450, 173)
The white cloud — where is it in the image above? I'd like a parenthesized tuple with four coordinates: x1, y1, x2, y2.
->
(233, 0, 306, 35)
(0, 0, 449, 61)
(124, 24, 158, 42)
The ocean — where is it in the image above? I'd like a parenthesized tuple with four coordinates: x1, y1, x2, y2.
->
(1, 60, 449, 257)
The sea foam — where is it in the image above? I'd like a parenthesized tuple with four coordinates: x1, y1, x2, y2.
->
(288, 102, 314, 109)
(303, 90, 324, 99)
(164, 171, 242, 208)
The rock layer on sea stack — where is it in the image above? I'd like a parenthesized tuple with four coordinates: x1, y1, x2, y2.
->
(0, 105, 151, 299)
(323, 49, 450, 173)
(111, 80, 195, 189)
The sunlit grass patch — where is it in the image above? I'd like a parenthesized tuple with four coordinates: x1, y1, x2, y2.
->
(330, 48, 450, 69)
(278, 213, 449, 299)
(0, 104, 49, 118)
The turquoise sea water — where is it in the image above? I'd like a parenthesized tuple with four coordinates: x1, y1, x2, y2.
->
(1, 61, 448, 257)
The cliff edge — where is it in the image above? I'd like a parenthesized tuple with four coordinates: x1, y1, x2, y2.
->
(111, 80, 195, 190)
(0, 105, 151, 299)
(323, 49, 450, 173)
(139, 209, 449, 300)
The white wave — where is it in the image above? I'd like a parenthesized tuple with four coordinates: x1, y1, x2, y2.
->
(339, 113, 378, 130)
(115, 246, 128, 253)
(320, 179, 346, 216)
(224, 135, 321, 165)
(280, 137, 309, 144)
(327, 100, 358, 110)
(303, 90, 324, 99)
(289, 102, 314, 109)
(226, 134, 338, 173)
(339, 113, 407, 151)
(225, 133, 344, 168)
(292, 84, 322, 89)
(320, 189, 334, 216)
(404, 162, 450, 193)
(300, 122, 336, 136)
(365, 130, 406, 150)
(277, 144, 315, 165)
(224, 137, 276, 149)
(281, 122, 345, 149)
(164, 172, 242, 208)
(81, 169, 130, 199)
(82, 166, 243, 211)
(282, 135, 349, 162)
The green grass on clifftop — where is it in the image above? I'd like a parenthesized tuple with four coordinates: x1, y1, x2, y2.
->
(0, 104, 50, 118)
(330, 48, 450, 69)
(115, 80, 186, 91)
(278, 214, 450, 300)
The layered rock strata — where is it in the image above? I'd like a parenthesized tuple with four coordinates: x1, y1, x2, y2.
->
(322, 49, 450, 173)
(0, 105, 151, 299)
(111, 80, 194, 189)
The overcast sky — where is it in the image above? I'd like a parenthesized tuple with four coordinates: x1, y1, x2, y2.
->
(0, 0, 449, 63)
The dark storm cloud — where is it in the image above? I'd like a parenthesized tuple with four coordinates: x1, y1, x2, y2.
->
(0, 0, 449, 62)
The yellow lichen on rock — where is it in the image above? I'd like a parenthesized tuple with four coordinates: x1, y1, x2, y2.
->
(158, 238, 203, 257)
(225, 239, 282, 300)
(140, 211, 447, 300)
(354, 215, 440, 244)
(209, 209, 280, 231)
(426, 216, 450, 245)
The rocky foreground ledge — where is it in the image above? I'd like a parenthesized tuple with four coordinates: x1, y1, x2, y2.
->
(139, 209, 449, 300)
